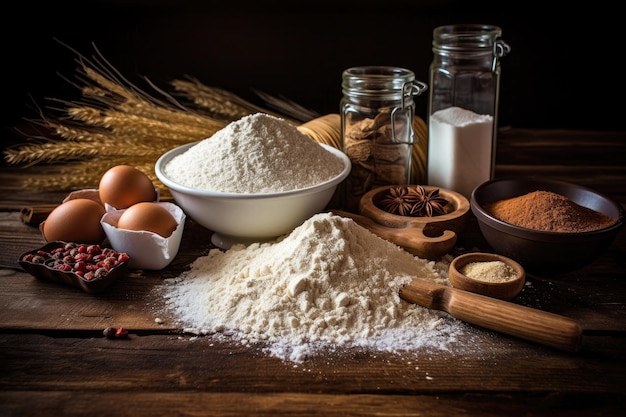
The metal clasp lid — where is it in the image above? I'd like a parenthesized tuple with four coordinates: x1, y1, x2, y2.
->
(390, 81, 428, 144)
(492, 40, 511, 72)
(402, 80, 428, 110)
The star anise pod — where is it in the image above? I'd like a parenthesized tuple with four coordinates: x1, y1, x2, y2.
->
(409, 186, 448, 217)
(378, 186, 414, 216)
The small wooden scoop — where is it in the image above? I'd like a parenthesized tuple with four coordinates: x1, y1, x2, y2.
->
(400, 278, 583, 352)
(332, 185, 470, 260)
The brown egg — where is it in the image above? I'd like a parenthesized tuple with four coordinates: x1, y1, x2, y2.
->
(99, 165, 157, 210)
(42, 199, 106, 244)
(117, 202, 178, 238)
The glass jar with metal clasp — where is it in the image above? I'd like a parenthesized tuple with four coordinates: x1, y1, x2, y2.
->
(340, 66, 428, 212)
(427, 24, 511, 199)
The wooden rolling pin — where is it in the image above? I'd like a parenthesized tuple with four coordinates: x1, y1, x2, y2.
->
(400, 278, 583, 352)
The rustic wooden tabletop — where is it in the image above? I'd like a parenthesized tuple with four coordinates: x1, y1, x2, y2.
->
(1, 128, 625, 416)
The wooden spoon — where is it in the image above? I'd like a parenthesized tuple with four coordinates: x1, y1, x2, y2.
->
(399, 278, 583, 352)
(332, 185, 470, 260)
(332, 209, 459, 260)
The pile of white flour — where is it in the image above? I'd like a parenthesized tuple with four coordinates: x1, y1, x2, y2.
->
(163, 112, 345, 193)
(159, 212, 467, 362)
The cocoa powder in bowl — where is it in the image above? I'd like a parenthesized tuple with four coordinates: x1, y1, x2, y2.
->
(484, 190, 617, 233)
(470, 178, 625, 274)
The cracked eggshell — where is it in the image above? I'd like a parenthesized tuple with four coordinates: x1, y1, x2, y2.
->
(101, 201, 185, 270)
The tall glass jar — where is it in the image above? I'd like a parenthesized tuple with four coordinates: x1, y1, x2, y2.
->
(341, 66, 428, 212)
(427, 24, 510, 199)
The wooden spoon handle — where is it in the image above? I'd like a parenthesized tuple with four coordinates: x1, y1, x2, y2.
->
(400, 278, 583, 352)
(331, 210, 457, 260)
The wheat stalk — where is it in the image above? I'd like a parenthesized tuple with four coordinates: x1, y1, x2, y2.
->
(170, 78, 260, 119)
(2, 42, 273, 192)
(20, 159, 169, 195)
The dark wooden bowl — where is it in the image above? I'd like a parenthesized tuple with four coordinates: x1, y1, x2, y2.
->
(471, 177, 625, 275)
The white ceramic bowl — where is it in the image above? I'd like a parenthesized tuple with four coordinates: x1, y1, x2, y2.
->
(155, 141, 351, 248)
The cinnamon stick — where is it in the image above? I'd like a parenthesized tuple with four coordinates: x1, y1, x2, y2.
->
(20, 205, 58, 225)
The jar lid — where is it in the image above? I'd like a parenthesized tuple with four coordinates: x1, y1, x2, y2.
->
(433, 24, 503, 53)
(342, 66, 416, 100)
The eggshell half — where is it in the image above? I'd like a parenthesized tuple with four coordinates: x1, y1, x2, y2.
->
(101, 202, 185, 270)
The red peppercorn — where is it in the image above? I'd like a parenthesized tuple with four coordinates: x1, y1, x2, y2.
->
(115, 327, 129, 338)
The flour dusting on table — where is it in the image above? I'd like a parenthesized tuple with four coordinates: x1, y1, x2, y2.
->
(158, 212, 466, 362)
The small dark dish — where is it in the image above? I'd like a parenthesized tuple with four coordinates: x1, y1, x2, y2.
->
(471, 178, 625, 275)
(18, 241, 129, 294)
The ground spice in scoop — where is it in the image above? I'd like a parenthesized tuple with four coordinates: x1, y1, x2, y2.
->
(460, 260, 518, 283)
(484, 190, 617, 232)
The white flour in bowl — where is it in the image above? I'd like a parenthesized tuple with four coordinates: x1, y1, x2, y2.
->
(163, 112, 345, 193)
(158, 212, 467, 362)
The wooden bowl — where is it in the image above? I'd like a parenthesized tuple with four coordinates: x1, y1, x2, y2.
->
(333, 185, 470, 260)
(449, 252, 526, 300)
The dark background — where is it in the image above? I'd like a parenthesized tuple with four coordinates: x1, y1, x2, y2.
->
(2, 0, 623, 151)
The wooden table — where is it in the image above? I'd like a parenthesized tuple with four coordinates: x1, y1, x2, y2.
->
(1, 128, 626, 416)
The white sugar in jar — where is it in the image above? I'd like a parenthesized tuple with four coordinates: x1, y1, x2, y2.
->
(427, 107, 493, 199)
